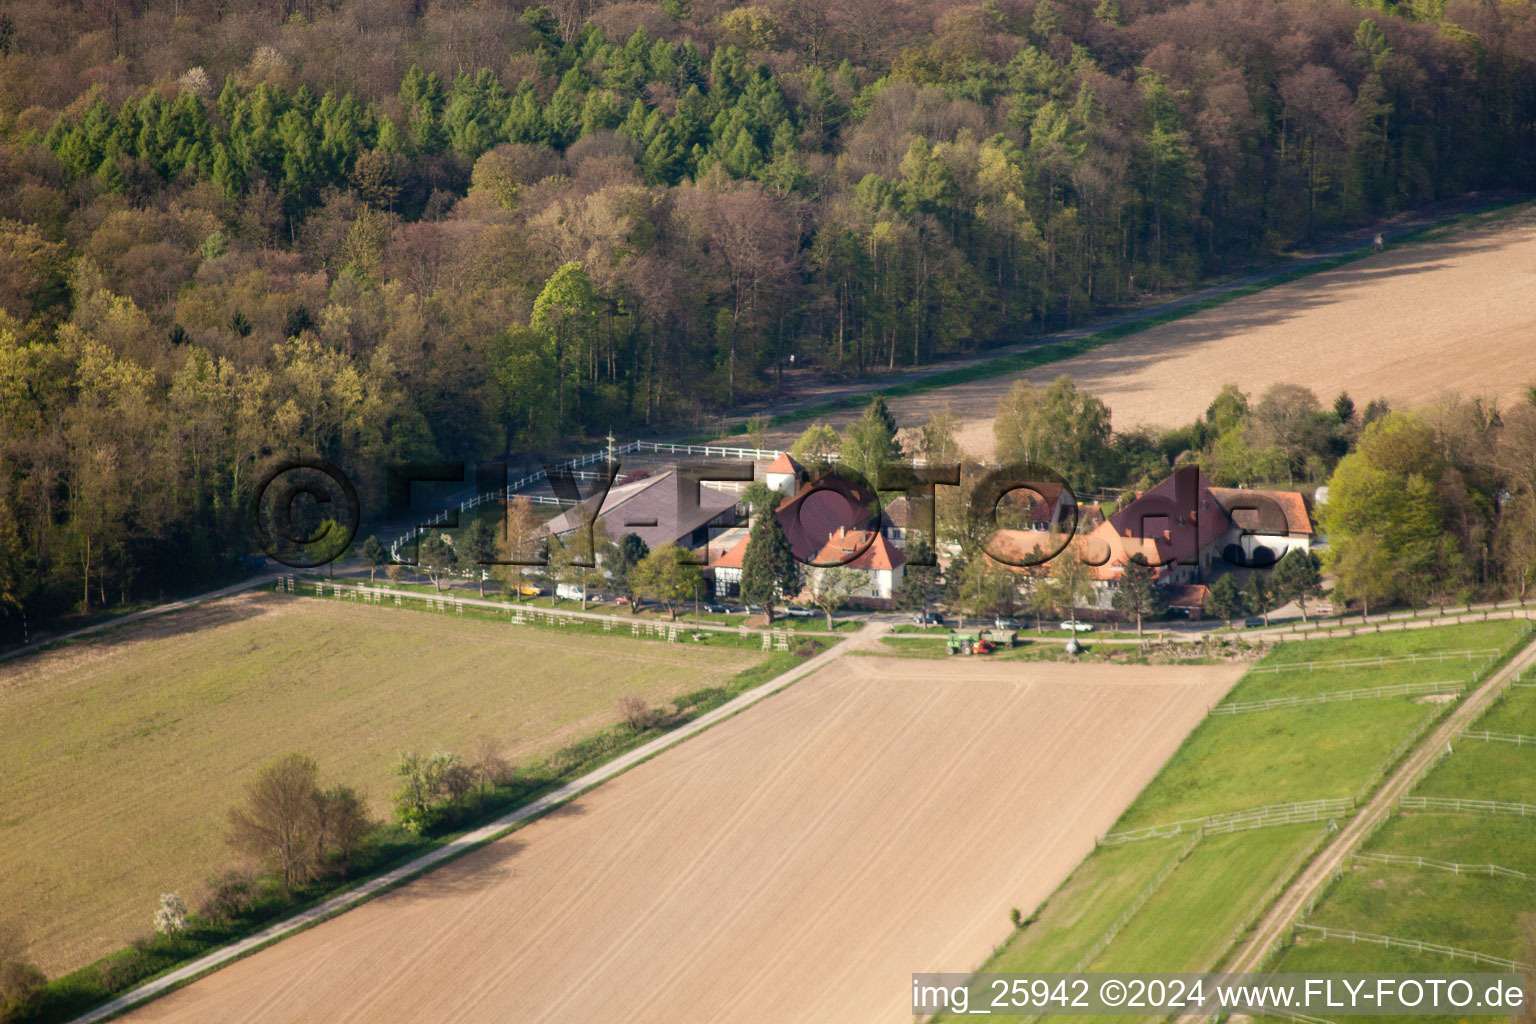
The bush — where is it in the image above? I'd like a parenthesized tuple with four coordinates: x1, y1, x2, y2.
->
(227, 754, 374, 892)
(617, 693, 659, 731)
(392, 750, 470, 834)
(198, 868, 257, 924)
(93, 952, 144, 994)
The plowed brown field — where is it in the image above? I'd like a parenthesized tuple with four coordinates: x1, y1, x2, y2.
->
(944, 208, 1536, 457)
(120, 657, 1241, 1024)
(732, 207, 1536, 461)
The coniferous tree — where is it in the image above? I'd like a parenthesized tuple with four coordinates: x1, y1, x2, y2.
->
(1111, 553, 1164, 635)
(740, 508, 797, 623)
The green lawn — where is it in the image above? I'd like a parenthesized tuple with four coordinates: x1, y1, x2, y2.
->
(1261, 633, 1536, 1015)
(1092, 826, 1322, 972)
(1414, 740, 1536, 804)
(943, 826, 1324, 1024)
(1367, 811, 1536, 874)
(1280, 862, 1533, 965)
(1466, 679, 1536, 734)
(942, 620, 1532, 1020)
(1110, 699, 1431, 831)
(1220, 621, 1528, 703)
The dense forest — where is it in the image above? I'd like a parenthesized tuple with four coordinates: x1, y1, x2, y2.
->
(0, 0, 1534, 628)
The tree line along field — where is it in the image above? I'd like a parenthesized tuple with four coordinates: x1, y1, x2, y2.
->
(932, 620, 1532, 1024)
(1263, 668, 1536, 1024)
(104, 656, 1243, 1024)
(0, 590, 763, 977)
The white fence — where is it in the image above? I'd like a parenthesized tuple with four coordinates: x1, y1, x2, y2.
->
(1353, 851, 1533, 881)
(1099, 798, 1354, 845)
(1246, 648, 1500, 675)
(387, 441, 796, 559)
(1461, 729, 1536, 747)
(1069, 831, 1202, 974)
(1210, 680, 1464, 716)
(1399, 795, 1536, 817)
(1294, 924, 1529, 970)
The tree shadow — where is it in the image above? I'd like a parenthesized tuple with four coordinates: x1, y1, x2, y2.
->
(377, 800, 592, 904)
(0, 591, 290, 676)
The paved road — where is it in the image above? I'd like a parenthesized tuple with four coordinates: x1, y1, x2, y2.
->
(66, 622, 888, 1024)
(1179, 633, 1536, 1018)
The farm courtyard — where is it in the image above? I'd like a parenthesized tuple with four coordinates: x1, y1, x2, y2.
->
(0, 592, 761, 975)
(114, 656, 1241, 1024)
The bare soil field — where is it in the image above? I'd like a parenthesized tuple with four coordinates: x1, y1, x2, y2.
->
(740, 207, 1536, 461)
(119, 657, 1241, 1024)
(0, 593, 758, 975)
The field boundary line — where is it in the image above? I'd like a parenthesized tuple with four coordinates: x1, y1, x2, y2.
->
(1460, 729, 1536, 746)
(1178, 634, 1536, 1020)
(1209, 680, 1464, 715)
(62, 624, 882, 1024)
(1245, 649, 1497, 675)
(1099, 799, 1353, 845)
(277, 578, 844, 638)
(1293, 924, 1530, 971)
(1070, 831, 1204, 975)
(1398, 795, 1536, 817)
(1353, 851, 1534, 881)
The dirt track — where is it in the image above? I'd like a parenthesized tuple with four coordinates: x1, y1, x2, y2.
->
(119, 658, 1240, 1024)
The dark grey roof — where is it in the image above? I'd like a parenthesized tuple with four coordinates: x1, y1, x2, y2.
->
(546, 470, 738, 551)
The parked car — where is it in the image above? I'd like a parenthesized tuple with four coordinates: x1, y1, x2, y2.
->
(1059, 621, 1095, 632)
(1244, 616, 1266, 628)
(913, 611, 944, 626)
(784, 605, 816, 619)
(702, 603, 730, 614)
(994, 617, 1021, 630)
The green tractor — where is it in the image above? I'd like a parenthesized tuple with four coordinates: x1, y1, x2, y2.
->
(946, 631, 995, 656)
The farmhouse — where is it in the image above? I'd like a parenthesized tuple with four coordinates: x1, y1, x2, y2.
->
(810, 527, 906, 602)
(708, 528, 751, 598)
(989, 466, 1313, 611)
(542, 469, 741, 553)
(706, 469, 903, 602)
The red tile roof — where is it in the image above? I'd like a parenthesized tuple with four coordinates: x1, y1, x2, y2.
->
(765, 452, 804, 476)
(1102, 466, 1231, 571)
(811, 528, 906, 571)
(776, 472, 877, 560)
(1163, 583, 1210, 609)
(1208, 488, 1313, 536)
(712, 532, 750, 569)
